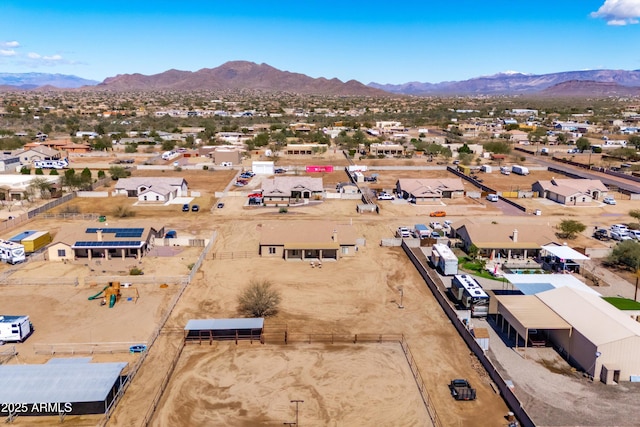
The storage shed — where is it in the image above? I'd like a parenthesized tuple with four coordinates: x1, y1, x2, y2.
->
(184, 318, 264, 344)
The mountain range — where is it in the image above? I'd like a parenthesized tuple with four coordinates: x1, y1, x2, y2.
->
(368, 69, 640, 95)
(3, 62, 640, 96)
(0, 72, 98, 89)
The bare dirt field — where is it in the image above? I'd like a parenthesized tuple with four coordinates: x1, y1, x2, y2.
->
(108, 214, 511, 427)
(152, 343, 432, 427)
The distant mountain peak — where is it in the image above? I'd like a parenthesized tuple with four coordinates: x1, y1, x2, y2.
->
(368, 69, 640, 96)
(95, 61, 386, 96)
(0, 72, 98, 89)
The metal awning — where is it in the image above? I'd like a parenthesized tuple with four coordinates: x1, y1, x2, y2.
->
(495, 295, 572, 347)
(184, 318, 264, 331)
(541, 245, 589, 261)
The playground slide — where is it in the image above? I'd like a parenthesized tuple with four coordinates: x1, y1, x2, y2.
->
(109, 294, 116, 308)
(88, 286, 109, 300)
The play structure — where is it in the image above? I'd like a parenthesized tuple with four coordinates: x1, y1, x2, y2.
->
(88, 281, 139, 308)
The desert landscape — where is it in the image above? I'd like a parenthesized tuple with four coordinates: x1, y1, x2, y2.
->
(0, 151, 637, 427)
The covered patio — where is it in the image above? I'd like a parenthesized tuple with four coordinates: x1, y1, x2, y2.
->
(494, 294, 572, 355)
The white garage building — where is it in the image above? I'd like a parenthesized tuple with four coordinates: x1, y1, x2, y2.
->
(252, 161, 274, 175)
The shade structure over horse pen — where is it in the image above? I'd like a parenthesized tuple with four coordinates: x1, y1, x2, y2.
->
(184, 318, 264, 344)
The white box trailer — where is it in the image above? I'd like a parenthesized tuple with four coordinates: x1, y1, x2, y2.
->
(414, 224, 430, 238)
(0, 315, 32, 342)
(0, 240, 25, 264)
(430, 243, 458, 275)
(511, 165, 529, 175)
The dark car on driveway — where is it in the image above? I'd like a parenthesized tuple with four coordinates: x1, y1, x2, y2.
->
(593, 229, 609, 241)
(216, 202, 224, 209)
(191, 204, 199, 212)
(182, 204, 190, 212)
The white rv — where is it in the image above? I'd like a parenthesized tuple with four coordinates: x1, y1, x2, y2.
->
(0, 240, 25, 264)
(33, 158, 68, 169)
(430, 244, 458, 276)
(511, 165, 529, 175)
(0, 315, 32, 342)
(451, 275, 489, 317)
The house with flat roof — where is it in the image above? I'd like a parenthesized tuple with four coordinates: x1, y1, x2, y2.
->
(532, 178, 608, 205)
(396, 178, 465, 204)
(259, 221, 358, 261)
(47, 222, 164, 261)
(114, 177, 188, 202)
(369, 142, 405, 156)
(453, 220, 558, 261)
(261, 176, 324, 206)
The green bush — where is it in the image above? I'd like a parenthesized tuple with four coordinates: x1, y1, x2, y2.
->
(279, 207, 288, 214)
(129, 267, 143, 276)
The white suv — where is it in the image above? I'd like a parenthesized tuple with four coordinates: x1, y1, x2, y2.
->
(629, 230, 640, 240)
(611, 230, 632, 241)
(610, 224, 629, 235)
(396, 227, 411, 238)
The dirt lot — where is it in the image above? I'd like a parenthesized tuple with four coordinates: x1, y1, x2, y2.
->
(2, 151, 636, 426)
(152, 343, 432, 427)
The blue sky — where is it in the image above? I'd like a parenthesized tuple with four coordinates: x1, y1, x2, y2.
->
(1, 0, 640, 84)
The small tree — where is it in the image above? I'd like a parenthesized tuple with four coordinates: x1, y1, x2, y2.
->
(629, 209, 640, 223)
(575, 137, 591, 152)
(19, 166, 30, 175)
(34, 168, 44, 175)
(109, 166, 131, 180)
(557, 219, 586, 239)
(237, 280, 281, 318)
(606, 240, 640, 271)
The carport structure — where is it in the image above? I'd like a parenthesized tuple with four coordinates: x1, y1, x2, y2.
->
(494, 294, 572, 354)
(184, 318, 264, 344)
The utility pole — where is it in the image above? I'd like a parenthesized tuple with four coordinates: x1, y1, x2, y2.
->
(635, 260, 639, 302)
(291, 400, 304, 426)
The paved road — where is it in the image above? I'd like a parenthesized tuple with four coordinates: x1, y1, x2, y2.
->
(530, 156, 640, 194)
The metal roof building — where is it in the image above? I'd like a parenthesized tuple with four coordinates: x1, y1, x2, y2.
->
(537, 287, 640, 383)
(495, 286, 640, 384)
(184, 318, 264, 344)
(502, 274, 600, 296)
(0, 358, 127, 417)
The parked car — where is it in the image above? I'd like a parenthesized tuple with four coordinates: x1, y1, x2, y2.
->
(603, 196, 617, 205)
(610, 224, 629, 234)
(429, 221, 442, 229)
(396, 226, 411, 238)
(611, 230, 632, 241)
(449, 379, 476, 401)
(430, 211, 446, 217)
(430, 231, 441, 239)
(182, 204, 190, 212)
(247, 193, 263, 198)
(274, 168, 287, 174)
(593, 229, 610, 241)
(486, 194, 499, 202)
(629, 230, 640, 240)
(377, 192, 394, 200)
(216, 202, 225, 209)
(191, 204, 199, 212)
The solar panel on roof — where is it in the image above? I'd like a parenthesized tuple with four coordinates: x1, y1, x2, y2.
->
(74, 241, 142, 247)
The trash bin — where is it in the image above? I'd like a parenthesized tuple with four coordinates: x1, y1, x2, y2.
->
(534, 209, 541, 216)
(99, 215, 107, 222)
